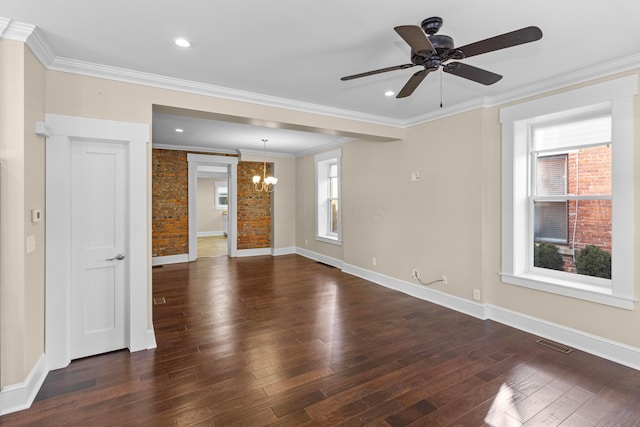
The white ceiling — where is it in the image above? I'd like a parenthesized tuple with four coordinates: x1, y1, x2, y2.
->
(3, 0, 640, 156)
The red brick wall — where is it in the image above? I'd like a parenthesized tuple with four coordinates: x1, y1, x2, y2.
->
(237, 161, 272, 249)
(152, 149, 272, 256)
(152, 149, 189, 256)
(561, 146, 611, 272)
(566, 146, 612, 254)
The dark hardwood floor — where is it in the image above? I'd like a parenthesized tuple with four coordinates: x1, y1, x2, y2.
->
(2, 255, 640, 426)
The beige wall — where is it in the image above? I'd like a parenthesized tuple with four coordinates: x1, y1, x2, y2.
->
(197, 178, 225, 233)
(0, 41, 46, 387)
(295, 151, 343, 260)
(295, 74, 640, 350)
(342, 109, 485, 299)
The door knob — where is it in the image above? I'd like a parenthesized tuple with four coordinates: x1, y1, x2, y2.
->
(106, 253, 126, 261)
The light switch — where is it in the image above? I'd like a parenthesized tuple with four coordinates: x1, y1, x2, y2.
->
(26, 235, 36, 254)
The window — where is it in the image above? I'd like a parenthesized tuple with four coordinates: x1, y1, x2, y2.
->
(215, 181, 228, 210)
(316, 149, 342, 244)
(500, 76, 636, 309)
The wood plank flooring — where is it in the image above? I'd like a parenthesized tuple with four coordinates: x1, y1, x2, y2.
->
(2, 254, 640, 426)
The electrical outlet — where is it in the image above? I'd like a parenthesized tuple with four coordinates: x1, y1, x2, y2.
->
(412, 269, 420, 279)
(372, 257, 377, 266)
(305, 239, 308, 246)
(441, 274, 448, 285)
(473, 289, 481, 301)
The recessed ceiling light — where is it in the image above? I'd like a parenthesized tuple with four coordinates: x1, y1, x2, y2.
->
(384, 90, 395, 97)
(175, 128, 184, 133)
(174, 38, 191, 48)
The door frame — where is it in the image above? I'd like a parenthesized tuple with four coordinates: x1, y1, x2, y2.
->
(187, 153, 238, 259)
(45, 114, 154, 370)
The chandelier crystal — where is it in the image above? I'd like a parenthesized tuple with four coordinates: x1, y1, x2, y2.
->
(252, 139, 278, 193)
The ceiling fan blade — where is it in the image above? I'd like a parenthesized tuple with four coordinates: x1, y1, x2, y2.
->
(443, 62, 502, 85)
(341, 63, 416, 81)
(456, 26, 542, 58)
(394, 25, 435, 56)
(397, 69, 430, 98)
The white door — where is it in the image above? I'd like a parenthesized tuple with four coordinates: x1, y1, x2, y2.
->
(70, 140, 127, 359)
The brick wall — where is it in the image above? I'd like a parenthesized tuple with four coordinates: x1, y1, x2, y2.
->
(561, 146, 612, 272)
(152, 149, 189, 256)
(567, 146, 612, 253)
(152, 149, 272, 256)
(237, 161, 272, 249)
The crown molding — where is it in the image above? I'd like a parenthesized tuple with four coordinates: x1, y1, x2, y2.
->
(484, 52, 640, 109)
(151, 144, 239, 156)
(236, 149, 295, 159)
(5, 16, 640, 131)
(47, 56, 406, 128)
(0, 18, 34, 41)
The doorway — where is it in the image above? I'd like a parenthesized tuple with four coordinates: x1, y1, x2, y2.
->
(187, 153, 238, 260)
(196, 165, 229, 258)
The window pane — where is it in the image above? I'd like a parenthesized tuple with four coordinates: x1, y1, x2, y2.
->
(536, 155, 567, 196)
(533, 115, 611, 151)
(533, 200, 611, 278)
(330, 199, 339, 234)
(567, 145, 611, 196)
(534, 201, 567, 243)
(330, 176, 338, 198)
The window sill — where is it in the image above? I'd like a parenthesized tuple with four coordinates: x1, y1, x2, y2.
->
(500, 272, 636, 310)
(315, 235, 342, 246)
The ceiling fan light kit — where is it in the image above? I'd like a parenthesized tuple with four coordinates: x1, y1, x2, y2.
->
(341, 17, 542, 98)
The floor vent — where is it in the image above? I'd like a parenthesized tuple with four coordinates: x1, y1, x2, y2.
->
(152, 265, 164, 269)
(537, 338, 573, 354)
(153, 297, 166, 305)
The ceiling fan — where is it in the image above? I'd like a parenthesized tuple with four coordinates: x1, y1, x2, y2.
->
(341, 17, 542, 98)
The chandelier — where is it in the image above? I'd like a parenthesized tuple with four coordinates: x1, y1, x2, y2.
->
(252, 139, 278, 193)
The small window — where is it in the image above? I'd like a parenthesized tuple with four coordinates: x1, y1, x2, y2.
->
(315, 149, 342, 244)
(215, 181, 228, 210)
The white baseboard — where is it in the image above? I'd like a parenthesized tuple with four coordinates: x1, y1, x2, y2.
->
(236, 248, 271, 257)
(0, 353, 48, 416)
(272, 246, 296, 256)
(342, 263, 486, 320)
(486, 304, 640, 371)
(144, 328, 157, 350)
(152, 254, 189, 266)
(197, 231, 225, 237)
(296, 247, 344, 269)
(294, 248, 640, 372)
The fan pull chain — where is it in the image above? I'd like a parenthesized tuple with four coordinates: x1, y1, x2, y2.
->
(439, 69, 443, 108)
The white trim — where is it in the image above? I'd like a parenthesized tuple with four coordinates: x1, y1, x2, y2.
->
(45, 114, 153, 370)
(295, 247, 344, 269)
(236, 248, 272, 257)
(197, 231, 225, 237)
(342, 263, 486, 320)
(153, 143, 239, 156)
(0, 354, 48, 416)
(296, 253, 640, 372)
(487, 305, 640, 372)
(144, 329, 157, 350)
(152, 254, 190, 266)
(187, 154, 238, 260)
(272, 246, 296, 256)
(500, 76, 637, 308)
